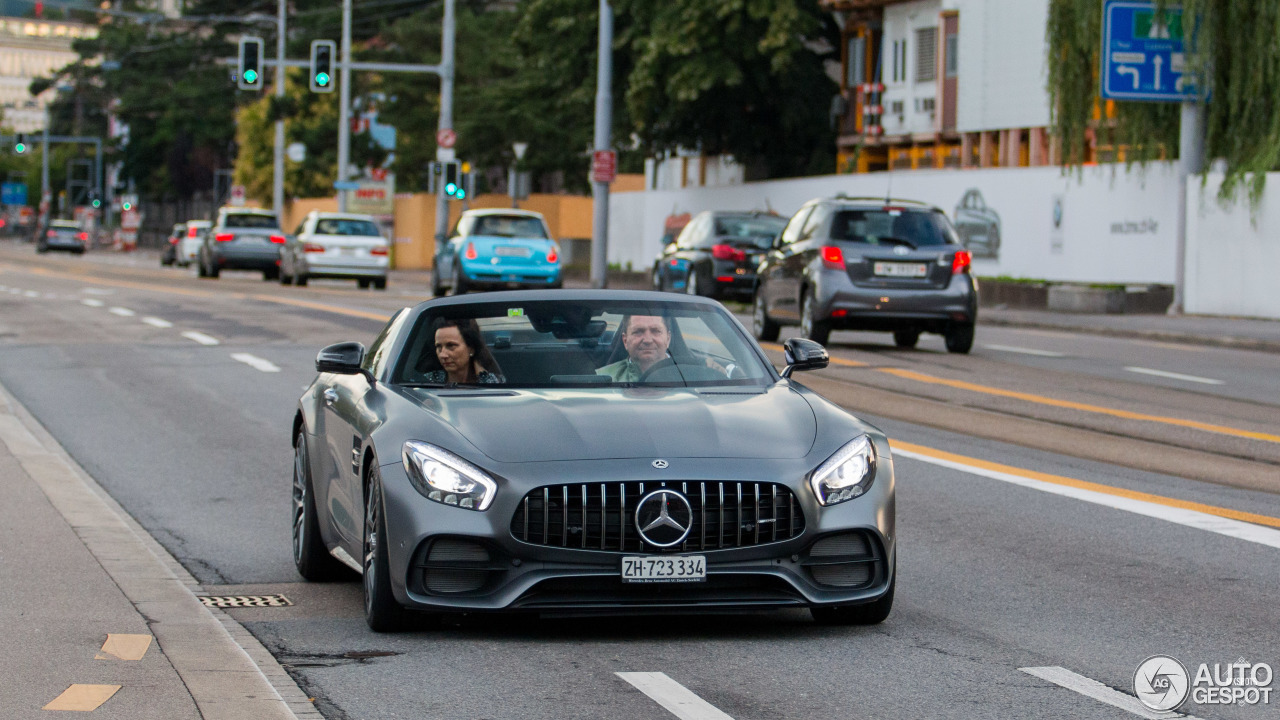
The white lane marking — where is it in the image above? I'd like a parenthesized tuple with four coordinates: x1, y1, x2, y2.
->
(24, 290, 39, 298)
(142, 317, 174, 328)
(181, 331, 220, 346)
(984, 344, 1067, 357)
(1124, 366, 1224, 385)
(83, 288, 114, 295)
(109, 307, 136, 317)
(81, 298, 105, 307)
(616, 672, 735, 720)
(230, 353, 281, 373)
(1021, 667, 1204, 719)
(893, 449, 1280, 550)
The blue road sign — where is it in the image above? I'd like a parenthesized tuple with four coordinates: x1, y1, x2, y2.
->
(1, 182, 27, 205)
(333, 181, 360, 190)
(1102, 0, 1195, 102)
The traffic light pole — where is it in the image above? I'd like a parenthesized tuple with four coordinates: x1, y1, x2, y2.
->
(433, 0, 456, 245)
(336, 0, 353, 212)
(273, 0, 285, 214)
(590, 0, 613, 289)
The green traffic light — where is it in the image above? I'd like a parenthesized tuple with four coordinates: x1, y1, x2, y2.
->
(456, 188, 467, 199)
(14, 143, 25, 153)
(445, 182, 458, 195)
(315, 72, 330, 86)
(122, 202, 132, 211)
(244, 69, 258, 84)
(92, 199, 101, 208)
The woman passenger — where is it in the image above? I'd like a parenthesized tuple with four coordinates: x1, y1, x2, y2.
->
(425, 318, 505, 384)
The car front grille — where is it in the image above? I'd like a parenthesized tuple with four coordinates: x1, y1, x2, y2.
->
(510, 481, 805, 553)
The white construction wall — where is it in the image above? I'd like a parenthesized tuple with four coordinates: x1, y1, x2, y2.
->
(1185, 173, 1280, 319)
(609, 163, 1181, 286)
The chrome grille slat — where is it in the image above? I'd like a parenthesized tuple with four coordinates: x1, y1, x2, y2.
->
(600, 483, 607, 551)
(561, 486, 569, 546)
(736, 483, 743, 547)
(542, 488, 549, 544)
(754, 484, 761, 545)
(580, 484, 587, 549)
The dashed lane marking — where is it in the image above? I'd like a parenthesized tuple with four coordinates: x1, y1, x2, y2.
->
(1020, 666, 1204, 719)
(231, 353, 281, 373)
(984, 344, 1067, 357)
(617, 672, 736, 720)
(142, 317, 174, 328)
(43, 684, 121, 712)
(96, 633, 153, 661)
(108, 307, 136, 317)
(1124, 366, 1224, 385)
(181, 331, 220, 346)
(81, 298, 105, 307)
(893, 441, 1280, 546)
(23, 290, 38, 297)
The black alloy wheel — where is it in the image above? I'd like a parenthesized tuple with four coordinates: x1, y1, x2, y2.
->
(893, 329, 920, 349)
(363, 466, 412, 632)
(752, 290, 780, 342)
(944, 323, 975, 354)
(800, 289, 831, 346)
(291, 434, 344, 581)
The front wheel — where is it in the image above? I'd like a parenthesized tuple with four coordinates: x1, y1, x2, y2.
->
(363, 467, 412, 632)
(752, 290, 780, 342)
(800, 289, 831, 346)
(944, 322, 975, 354)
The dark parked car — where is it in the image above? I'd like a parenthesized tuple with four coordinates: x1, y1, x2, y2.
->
(293, 290, 896, 631)
(36, 219, 87, 255)
(160, 223, 184, 266)
(753, 196, 977, 352)
(197, 207, 285, 280)
(652, 211, 787, 300)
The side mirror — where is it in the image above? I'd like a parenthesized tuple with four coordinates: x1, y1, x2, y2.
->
(781, 337, 828, 377)
(316, 341, 375, 385)
(772, 233, 784, 249)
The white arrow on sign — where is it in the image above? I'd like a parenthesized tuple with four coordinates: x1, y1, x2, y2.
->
(1152, 55, 1163, 90)
(1117, 65, 1140, 89)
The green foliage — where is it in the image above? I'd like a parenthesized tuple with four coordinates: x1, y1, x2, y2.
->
(1047, 0, 1280, 202)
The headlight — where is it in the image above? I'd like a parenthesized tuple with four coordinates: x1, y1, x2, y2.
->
(809, 435, 877, 506)
(402, 441, 497, 511)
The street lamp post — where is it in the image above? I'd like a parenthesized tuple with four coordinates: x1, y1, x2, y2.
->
(510, 141, 527, 208)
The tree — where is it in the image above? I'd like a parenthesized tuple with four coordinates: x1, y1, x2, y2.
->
(1047, 0, 1280, 201)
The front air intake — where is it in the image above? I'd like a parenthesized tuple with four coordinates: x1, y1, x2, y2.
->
(420, 539, 493, 594)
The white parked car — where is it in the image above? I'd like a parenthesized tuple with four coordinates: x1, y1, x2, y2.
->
(178, 220, 211, 267)
(280, 211, 389, 290)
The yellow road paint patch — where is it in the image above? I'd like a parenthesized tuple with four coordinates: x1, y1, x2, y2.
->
(893, 440, 1280, 530)
(250, 294, 392, 322)
(96, 634, 152, 661)
(43, 684, 121, 711)
(879, 367, 1280, 444)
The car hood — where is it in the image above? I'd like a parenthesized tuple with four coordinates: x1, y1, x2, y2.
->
(406, 385, 816, 463)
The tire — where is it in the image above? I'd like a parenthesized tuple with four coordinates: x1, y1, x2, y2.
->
(373, 278, 387, 291)
(430, 267, 446, 297)
(280, 261, 294, 285)
(685, 268, 700, 296)
(800, 289, 831, 346)
(295, 271, 308, 287)
(363, 466, 413, 632)
(292, 433, 345, 581)
(264, 268, 279, 281)
(196, 256, 208, 278)
(811, 572, 895, 626)
(893, 329, 920, 349)
(358, 279, 371, 289)
(752, 289, 780, 342)
(451, 262, 469, 295)
(944, 322, 975, 354)
(652, 265, 663, 291)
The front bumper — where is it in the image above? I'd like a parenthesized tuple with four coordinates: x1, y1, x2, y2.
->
(375, 455, 895, 614)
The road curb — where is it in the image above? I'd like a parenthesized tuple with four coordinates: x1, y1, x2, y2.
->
(978, 315, 1280, 354)
(0, 381, 321, 720)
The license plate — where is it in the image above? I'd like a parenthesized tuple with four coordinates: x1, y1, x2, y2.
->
(341, 247, 359, 256)
(494, 246, 532, 257)
(874, 262, 928, 278)
(621, 555, 706, 583)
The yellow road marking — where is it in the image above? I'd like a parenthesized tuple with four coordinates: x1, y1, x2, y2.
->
(22, 266, 224, 299)
(879, 367, 1280, 444)
(95, 634, 152, 661)
(893, 440, 1280, 529)
(250, 294, 392, 321)
(43, 684, 121, 711)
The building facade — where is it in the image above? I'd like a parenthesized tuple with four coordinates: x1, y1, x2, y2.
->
(0, 16, 97, 133)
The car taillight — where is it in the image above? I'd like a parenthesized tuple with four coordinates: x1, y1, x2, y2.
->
(669, 259, 679, 266)
(546, 243, 559, 263)
(269, 234, 285, 244)
(465, 242, 477, 260)
(303, 243, 325, 253)
(370, 245, 388, 256)
(78, 232, 89, 241)
(951, 249, 972, 275)
(215, 233, 235, 242)
(188, 227, 199, 237)
(170, 237, 180, 244)
(711, 244, 746, 262)
(821, 245, 845, 269)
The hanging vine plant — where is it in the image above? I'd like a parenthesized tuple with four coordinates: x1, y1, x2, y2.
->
(1046, 0, 1280, 202)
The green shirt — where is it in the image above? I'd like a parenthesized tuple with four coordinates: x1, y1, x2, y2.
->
(595, 358, 642, 383)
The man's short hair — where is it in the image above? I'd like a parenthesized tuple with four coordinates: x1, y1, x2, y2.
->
(619, 314, 672, 336)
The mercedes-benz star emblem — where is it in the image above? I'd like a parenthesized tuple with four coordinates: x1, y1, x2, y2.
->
(651, 459, 669, 469)
(635, 490, 693, 548)
(893, 245, 910, 255)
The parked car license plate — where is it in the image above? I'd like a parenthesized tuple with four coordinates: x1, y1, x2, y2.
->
(874, 262, 928, 278)
(621, 555, 706, 583)
(495, 245, 532, 257)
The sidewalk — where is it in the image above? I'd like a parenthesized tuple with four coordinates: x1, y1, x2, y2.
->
(979, 307, 1280, 354)
(0, 381, 318, 720)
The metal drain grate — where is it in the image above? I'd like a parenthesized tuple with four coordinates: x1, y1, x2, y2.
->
(199, 594, 292, 608)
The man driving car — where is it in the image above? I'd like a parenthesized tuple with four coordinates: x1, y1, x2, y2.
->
(596, 315, 671, 382)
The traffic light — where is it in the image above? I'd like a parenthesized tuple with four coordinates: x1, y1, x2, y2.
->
(237, 36, 264, 90)
(310, 40, 336, 93)
(443, 161, 461, 199)
(89, 190, 101, 209)
(14, 133, 26, 154)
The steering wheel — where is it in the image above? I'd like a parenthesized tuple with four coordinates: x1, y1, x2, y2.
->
(637, 357, 679, 383)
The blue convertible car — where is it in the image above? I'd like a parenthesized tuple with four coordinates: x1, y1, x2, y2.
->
(432, 209, 563, 295)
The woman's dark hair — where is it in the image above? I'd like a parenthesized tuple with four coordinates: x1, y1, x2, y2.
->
(432, 318, 500, 381)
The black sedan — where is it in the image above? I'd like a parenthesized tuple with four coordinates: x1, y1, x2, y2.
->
(652, 211, 787, 300)
(292, 290, 896, 631)
(36, 220, 88, 255)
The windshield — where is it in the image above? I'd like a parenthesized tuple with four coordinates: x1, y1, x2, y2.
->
(314, 218, 381, 237)
(472, 215, 549, 239)
(224, 213, 280, 229)
(713, 215, 787, 248)
(393, 299, 774, 389)
(830, 209, 958, 247)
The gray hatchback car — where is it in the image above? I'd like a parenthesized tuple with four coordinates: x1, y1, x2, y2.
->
(752, 196, 978, 353)
(198, 207, 285, 280)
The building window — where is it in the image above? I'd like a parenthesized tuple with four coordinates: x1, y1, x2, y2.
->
(915, 27, 937, 82)
(846, 36, 865, 87)
(945, 34, 959, 77)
